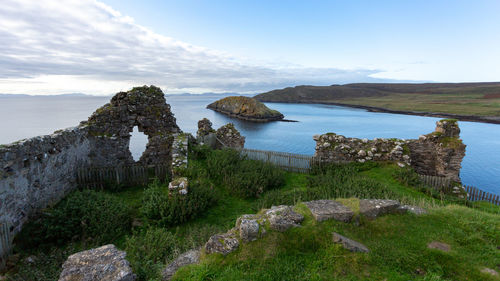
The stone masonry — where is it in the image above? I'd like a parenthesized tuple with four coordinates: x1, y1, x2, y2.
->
(314, 119, 466, 182)
(0, 86, 180, 268)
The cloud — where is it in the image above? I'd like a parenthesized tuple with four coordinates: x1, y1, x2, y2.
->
(0, 0, 384, 95)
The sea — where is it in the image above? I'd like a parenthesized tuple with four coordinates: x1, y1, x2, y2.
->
(1, 94, 499, 195)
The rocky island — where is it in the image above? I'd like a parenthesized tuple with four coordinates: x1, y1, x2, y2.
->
(207, 96, 284, 122)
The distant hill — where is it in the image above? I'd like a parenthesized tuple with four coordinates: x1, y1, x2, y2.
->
(254, 82, 500, 122)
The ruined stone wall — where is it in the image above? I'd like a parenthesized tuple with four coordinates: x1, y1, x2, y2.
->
(314, 119, 466, 182)
(0, 86, 180, 254)
(0, 127, 91, 235)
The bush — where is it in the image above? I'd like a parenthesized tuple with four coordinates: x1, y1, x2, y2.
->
(141, 180, 217, 226)
(17, 190, 132, 248)
(308, 163, 396, 200)
(205, 148, 285, 198)
(190, 144, 212, 160)
(393, 166, 422, 187)
(125, 227, 178, 280)
(224, 160, 285, 198)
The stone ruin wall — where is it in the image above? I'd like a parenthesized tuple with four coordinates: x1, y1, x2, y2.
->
(0, 86, 180, 249)
(196, 118, 245, 149)
(314, 119, 466, 182)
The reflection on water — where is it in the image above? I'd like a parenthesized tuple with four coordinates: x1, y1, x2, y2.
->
(0, 94, 499, 195)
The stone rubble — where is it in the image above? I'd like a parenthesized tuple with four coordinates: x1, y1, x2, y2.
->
(359, 199, 401, 219)
(162, 249, 200, 281)
(427, 241, 451, 252)
(304, 200, 354, 222)
(58, 244, 136, 281)
(332, 232, 370, 253)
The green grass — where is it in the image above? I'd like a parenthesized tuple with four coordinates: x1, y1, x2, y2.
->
(173, 203, 500, 281)
(5, 156, 499, 281)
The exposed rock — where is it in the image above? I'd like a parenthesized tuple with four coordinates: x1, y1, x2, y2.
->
(304, 200, 354, 222)
(204, 232, 240, 255)
(207, 96, 284, 122)
(359, 199, 400, 219)
(332, 232, 370, 253)
(239, 219, 260, 242)
(162, 249, 200, 281)
(480, 267, 499, 277)
(168, 177, 188, 195)
(215, 123, 245, 149)
(197, 118, 215, 139)
(397, 205, 427, 215)
(427, 241, 451, 252)
(265, 205, 304, 232)
(58, 244, 136, 281)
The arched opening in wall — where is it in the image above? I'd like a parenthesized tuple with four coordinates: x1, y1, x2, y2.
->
(129, 126, 148, 162)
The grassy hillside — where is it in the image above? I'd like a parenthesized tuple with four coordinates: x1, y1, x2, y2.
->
(4, 147, 499, 281)
(254, 82, 500, 117)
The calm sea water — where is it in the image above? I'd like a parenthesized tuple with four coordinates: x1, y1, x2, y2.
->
(1, 95, 499, 195)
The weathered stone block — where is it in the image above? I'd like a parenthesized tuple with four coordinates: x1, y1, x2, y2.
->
(58, 244, 136, 281)
(359, 199, 400, 219)
(162, 249, 200, 281)
(304, 200, 354, 222)
(332, 232, 370, 253)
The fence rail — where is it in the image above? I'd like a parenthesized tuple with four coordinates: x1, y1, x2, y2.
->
(418, 174, 499, 205)
(0, 222, 12, 270)
(76, 163, 170, 188)
(240, 148, 320, 173)
(463, 185, 500, 205)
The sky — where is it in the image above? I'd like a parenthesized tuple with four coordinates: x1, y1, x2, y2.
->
(0, 0, 499, 95)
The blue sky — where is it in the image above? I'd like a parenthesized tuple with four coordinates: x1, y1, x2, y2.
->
(1, 0, 499, 95)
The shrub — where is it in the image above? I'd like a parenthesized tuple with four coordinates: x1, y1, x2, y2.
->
(141, 180, 217, 226)
(393, 166, 422, 187)
(204, 148, 285, 198)
(190, 144, 212, 160)
(224, 160, 285, 198)
(308, 163, 396, 200)
(17, 190, 132, 248)
(125, 227, 178, 280)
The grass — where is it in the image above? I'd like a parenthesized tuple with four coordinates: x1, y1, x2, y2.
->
(173, 202, 500, 281)
(4, 152, 500, 281)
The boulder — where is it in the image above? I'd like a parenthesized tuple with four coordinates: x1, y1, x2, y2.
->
(427, 241, 451, 252)
(162, 249, 200, 281)
(397, 205, 427, 215)
(239, 219, 260, 242)
(480, 268, 499, 277)
(332, 233, 370, 253)
(204, 232, 239, 255)
(58, 244, 136, 281)
(265, 205, 304, 232)
(304, 200, 354, 222)
(359, 199, 400, 219)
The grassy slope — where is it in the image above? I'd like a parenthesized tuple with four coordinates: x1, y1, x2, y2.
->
(6, 163, 499, 281)
(174, 202, 500, 281)
(254, 83, 500, 117)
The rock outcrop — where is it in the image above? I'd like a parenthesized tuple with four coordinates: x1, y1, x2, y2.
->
(58, 244, 136, 281)
(216, 123, 245, 149)
(314, 119, 466, 182)
(207, 96, 284, 122)
(305, 200, 354, 222)
(162, 249, 200, 281)
(332, 232, 370, 253)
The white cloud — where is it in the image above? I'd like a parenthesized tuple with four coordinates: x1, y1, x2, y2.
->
(0, 0, 383, 95)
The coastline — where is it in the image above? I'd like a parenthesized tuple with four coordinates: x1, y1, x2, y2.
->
(259, 100, 500, 125)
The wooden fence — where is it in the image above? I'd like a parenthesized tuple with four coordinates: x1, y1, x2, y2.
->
(463, 185, 500, 205)
(418, 174, 453, 192)
(418, 174, 500, 205)
(76, 163, 170, 189)
(0, 222, 12, 270)
(240, 148, 320, 173)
